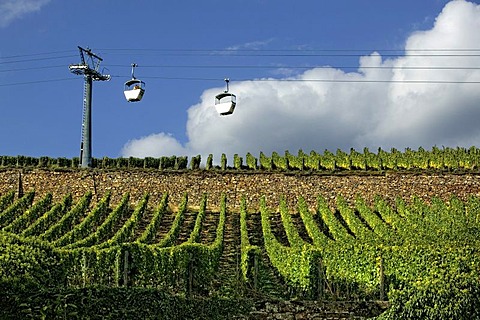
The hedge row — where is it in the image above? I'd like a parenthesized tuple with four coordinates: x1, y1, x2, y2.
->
(0, 283, 252, 320)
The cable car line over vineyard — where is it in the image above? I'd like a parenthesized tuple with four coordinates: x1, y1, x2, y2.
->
(3, 44, 480, 318)
(2, 45, 480, 168)
(3, 47, 480, 86)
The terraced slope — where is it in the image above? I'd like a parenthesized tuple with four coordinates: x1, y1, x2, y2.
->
(2, 170, 480, 319)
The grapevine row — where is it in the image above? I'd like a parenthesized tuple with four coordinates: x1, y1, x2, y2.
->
(3, 193, 53, 234)
(37, 192, 92, 242)
(259, 196, 320, 292)
(136, 192, 169, 244)
(3, 145, 480, 172)
(0, 190, 35, 227)
(63, 193, 131, 249)
(51, 193, 111, 247)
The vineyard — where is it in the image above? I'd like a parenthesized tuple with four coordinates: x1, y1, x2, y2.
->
(2, 145, 480, 171)
(1, 149, 480, 319)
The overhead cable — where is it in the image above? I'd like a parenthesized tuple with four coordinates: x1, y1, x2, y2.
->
(0, 55, 78, 65)
(109, 75, 480, 84)
(0, 78, 78, 87)
(104, 63, 480, 71)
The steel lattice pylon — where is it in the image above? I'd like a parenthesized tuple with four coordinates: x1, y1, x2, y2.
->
(69, 46, 110, 168)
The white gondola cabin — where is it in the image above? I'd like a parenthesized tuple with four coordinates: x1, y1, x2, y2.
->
(124, 63, 145, 102)
(214, 78, 236, 115)
(124, 79, 145, 102)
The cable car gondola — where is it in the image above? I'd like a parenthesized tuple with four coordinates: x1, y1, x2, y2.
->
(124, 63, 145, 102)
(214, 78, 236, 116)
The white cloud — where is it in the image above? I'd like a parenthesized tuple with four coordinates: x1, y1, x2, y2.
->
(122, 0, 480, 160)
(226, 38, 275, 51)
(0, 0, 51, 28)
(121, 133, 187, 158)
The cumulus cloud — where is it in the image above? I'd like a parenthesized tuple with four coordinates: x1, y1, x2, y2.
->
(122, 0, 480, 160)
(122, 133, 187, 158)
(0, 0, 51, 27)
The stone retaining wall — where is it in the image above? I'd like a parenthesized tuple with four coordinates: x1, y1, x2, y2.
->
(1, 168, 480, 210)
(237, 300, 389, 319)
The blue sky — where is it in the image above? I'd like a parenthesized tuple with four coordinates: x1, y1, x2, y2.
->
(1, 0, 480, 160)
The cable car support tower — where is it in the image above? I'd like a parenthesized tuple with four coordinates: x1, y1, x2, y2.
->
(69, 46, 110, 168)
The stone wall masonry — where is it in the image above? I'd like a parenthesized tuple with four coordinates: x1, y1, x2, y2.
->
(236, 300, 389, 320)
(1, 169, 480, 211)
